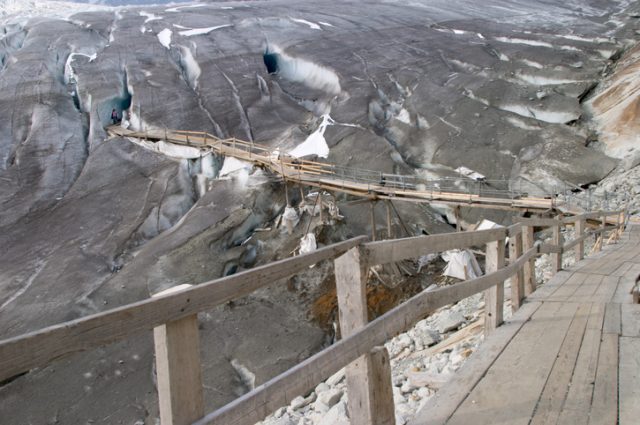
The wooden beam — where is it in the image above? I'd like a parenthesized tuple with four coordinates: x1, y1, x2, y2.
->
(194, 245, 539, 425)
(509, 231, 524, 311)
(370, 201, 377, 241)
(551, 222, 562, 272)
(519, 217, 561, 227)
(0, 236, 367, 383)
(153, 285, 204, 425)
(335, 247, 395, 425)
(522, 225, 536, 296)
(386, 201, 393, 239)
(484, 238, 505, 334)
(575, 218, 585, 261)
(364, 228, 506, 266)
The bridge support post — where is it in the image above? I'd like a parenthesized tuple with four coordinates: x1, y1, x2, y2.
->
(335, 247, 396, 425)
(575, 218, 585, 262)
(485, 237, 505, 334)
(522, 225, 537, 296)
(509, 231, 524, 311)
(152, 285, 204, 425)
(551, 221, 562, 272)
(386, 201, 393, 239)
(370, 202, 377, 241)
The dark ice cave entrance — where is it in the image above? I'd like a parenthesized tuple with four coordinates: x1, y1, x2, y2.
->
(263, 49, 279, 74)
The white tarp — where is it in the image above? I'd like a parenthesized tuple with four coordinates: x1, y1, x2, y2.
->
(475, 219, 502, 231)
(455, 166, 486, 181)
(300, 233, 317, 255)
(127, 137, 203, 159)
(441, 249, 483, 280)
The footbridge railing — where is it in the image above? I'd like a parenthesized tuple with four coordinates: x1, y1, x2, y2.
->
(108, 126, 561, 211)
(0, 210, 626, 425)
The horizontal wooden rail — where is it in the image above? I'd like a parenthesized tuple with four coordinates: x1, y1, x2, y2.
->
(364, 228, 506, 265)
(195, 243, 540, 425)
(519, 217, 562, 227)
(0, 236, 366, 383)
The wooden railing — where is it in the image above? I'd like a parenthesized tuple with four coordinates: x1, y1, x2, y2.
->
(0, 210, 626, 425)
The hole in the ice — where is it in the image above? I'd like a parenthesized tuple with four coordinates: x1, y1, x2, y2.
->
(263, 48, 279, 74)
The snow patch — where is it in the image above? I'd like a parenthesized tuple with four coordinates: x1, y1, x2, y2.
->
(139, 11, 162, 24)
(289, 114, 332, 158)
(219, 157, 252, 177)
(290, 18, 321, 30)
(178, 24, 232, 37)
(501, 104, 578, 124)
(177, 45, 201, 89)
(495, 36, 553, 48)
(157, 28, 172, 49)
(506, 116, 540, 131)
(64, 52, 96, 85)
(319, 21, 334, 27)
(520, 59, 544, 69)
(165, 4, 207, 13)
(396, 108, 411, 125)
(515, 73, 582, 85)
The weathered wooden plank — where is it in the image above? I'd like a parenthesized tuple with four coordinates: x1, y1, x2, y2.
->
(529, 303, 591, 425)
(544, 272, 589, 302)
(552, 300, 606, 421)
(588, 332, 618, 425)
(364, 228, 506, 265)
(603, 302, 621, 335)
(369, 346, 396, 425)
(445, 302, 579, 425)
(523, 225, 536, 295)
(195, 246, 538, 425)
(556, 326, 601, 423)
(591, 275, 619, 303)
(335, 246, 395, 425)
(552, 223, 562, 272)
(152, 285, 204, 425)
(575, 218, 585, 261)
(519, 217, 562, 227)
(0, 236, 367, 383)
(619, 336, 640, 425)
(509, 232, 524, 311)
(621, 303, 640, 337)
(484, 239, 505, 333)
(526, 270, 575, 302)
(408, 301, 543, 425)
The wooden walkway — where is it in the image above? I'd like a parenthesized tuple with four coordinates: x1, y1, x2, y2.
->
(107, 126, 558, 212)
(411, 225, 640, 425)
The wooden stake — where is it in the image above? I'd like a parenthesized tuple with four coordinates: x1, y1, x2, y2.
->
(370, 201, 377, 242)
(385, 201, 393, 239)
(509, 231, 524, 311)
(484, 238, 505, 334)
(551, 221, 562, 272)
(575, 218, 585, 262)
(335, 248, 395, 425)
(153, 285, 204, 425)
(522, 225, 536, 295)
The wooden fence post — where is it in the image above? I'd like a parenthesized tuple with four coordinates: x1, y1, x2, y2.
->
(509, 231, 524, 311)
(551, 221, 562, 272)
(575, 218, 585, 262)
(335, 247, 395, 425)
(152, 284, 204, 425)
(522, 225, 537, 296)
(370, 202, 377, 241)
(484, 237, 505, 334)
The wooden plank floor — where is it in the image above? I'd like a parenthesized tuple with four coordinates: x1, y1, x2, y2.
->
(410, 225, 640, 425)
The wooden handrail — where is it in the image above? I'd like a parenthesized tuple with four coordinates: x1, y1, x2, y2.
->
(364, 227, 506, 265)
(0, 236, 366, 382)
(194, 244, 540, 425)
(0, 206, 627, 425)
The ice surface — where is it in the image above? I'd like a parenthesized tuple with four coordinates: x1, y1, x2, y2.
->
(0, 0, 110, 21)
(165, 3, 206, 13)
(157, 28, 172, 49)
(64, 52, 97, 84)
(290, 18, 321, 30)
(501, 104, 579, 124)
(178, 24, 232, 37)
(289, 114, 332, 158)
(139, 11, 161, 23)
(219, 157, 251, 177)
(177, 45, 201, 89)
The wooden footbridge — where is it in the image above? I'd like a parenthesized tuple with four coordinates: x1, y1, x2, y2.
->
(0, 207, 636, 425)
(107, 126, 559, 212)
